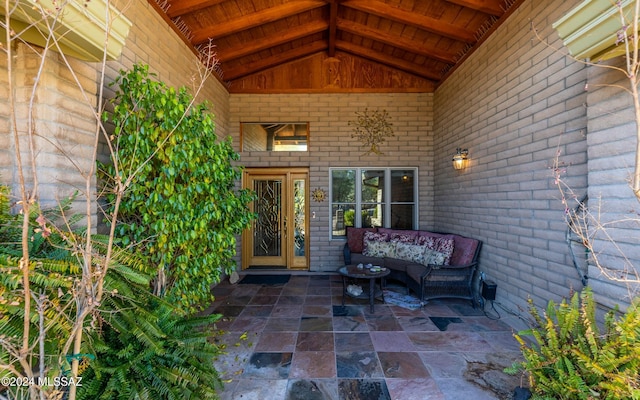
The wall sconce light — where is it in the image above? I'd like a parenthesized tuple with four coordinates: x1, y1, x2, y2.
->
(452, 148, 469, 170)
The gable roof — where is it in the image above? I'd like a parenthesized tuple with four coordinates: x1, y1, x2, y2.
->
(151, 0, 525, 93)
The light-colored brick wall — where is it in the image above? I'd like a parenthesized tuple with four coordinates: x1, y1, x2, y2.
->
(1, 0, 229, 219)
(434, 0, 590, 318)
(0, 45, 11, 185)
(584, 57, 640, 309)
(1, 44, 99, 214)
(229, 93, 434, 271)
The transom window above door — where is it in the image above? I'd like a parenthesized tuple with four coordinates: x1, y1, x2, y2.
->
(330, 168, 418, 239)
(241, 122, 309, 151)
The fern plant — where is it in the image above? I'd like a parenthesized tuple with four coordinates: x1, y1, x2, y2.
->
(77, 235, 225, 399)
(0, 186, 84, 398)
(77, 296, 224, 400)
(507, 288, 640, 399)
(1, 184, 225, 399)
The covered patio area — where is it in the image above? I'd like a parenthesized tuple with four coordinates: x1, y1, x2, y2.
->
(3, 0, 640, 398)
(209, 274, 523, 399)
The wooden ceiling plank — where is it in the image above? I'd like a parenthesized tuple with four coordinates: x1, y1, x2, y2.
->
(191, 0, 326, 44)
(167, 0, 227, 18)
(218, 20, 328, 62)
(336, 40, 442, 81)
(445, 0, 504, 17)
(337, 19, 458, 64)
(344, 0, 476, 43)
(328, 0, 339, 57)
(223, 41, 328, 80)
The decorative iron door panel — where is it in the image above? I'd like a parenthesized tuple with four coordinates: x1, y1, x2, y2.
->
(243, 169, 309, 270)
(253, 178, 283, 258)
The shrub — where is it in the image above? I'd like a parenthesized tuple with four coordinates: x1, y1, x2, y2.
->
(507, 288, 640, 399)
(99, 64, 254, 312)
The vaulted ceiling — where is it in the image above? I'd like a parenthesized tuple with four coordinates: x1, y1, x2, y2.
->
(151, 0, 524, 93)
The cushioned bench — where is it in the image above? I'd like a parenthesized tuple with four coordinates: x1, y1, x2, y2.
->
(342, 227, 482, 305)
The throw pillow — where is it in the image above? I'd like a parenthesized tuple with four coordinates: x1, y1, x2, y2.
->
(363, 240, 396, 258)
(389, 233, 416, 244)
(424, 248, 447, 266)
(415, 234, 433, 246)
(362, 231, 391, 257)
(346, 227, 377, 253)
(416, 236, 455, 265)
(378, 228, 418, 242)
(395, 242, 426, 264)
(364, 231, 389, 242)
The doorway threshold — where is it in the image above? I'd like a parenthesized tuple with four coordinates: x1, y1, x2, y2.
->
(247, 265, 288, 270)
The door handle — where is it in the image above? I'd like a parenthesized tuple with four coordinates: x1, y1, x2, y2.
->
(283, 216, 287, 238)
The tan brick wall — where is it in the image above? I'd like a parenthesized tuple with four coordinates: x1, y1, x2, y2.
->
(434, 0, 589, 317)
(0, 47, 10, 184)
(584, 57, 640, 309)
(229, 92, 434, 271)
(1, 0, 229, 219)
(1, 44, 99, 214)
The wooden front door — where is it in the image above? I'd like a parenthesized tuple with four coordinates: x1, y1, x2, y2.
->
(242, 168, 309, 270)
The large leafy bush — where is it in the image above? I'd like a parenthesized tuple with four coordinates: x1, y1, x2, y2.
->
(99, 64, 254, 312)
(507, 288, 640, 399)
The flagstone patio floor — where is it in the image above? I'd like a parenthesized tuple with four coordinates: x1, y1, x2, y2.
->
(207, 274, 524, 400)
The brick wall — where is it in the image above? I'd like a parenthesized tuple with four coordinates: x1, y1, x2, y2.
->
(434, 0, 590, 318)
(229, 93, 434, 271)
(1, 44, 99, 214)
(1, 0, 229, 219)
(584, 57, 640, 309)
(0, 46, 11, 185)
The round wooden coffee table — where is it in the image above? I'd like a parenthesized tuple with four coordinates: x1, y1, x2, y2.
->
(338, 264, 390, 313)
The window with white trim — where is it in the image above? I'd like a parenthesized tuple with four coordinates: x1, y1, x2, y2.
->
(330, 168, 417, 238)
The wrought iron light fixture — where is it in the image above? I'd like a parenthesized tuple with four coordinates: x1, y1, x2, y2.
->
(452, 148, 469, 170)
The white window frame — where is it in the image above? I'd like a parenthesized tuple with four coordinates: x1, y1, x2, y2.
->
(329, 167, 419, 239)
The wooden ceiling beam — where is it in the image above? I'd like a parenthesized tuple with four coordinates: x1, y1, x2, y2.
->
(336, 40, 442, 81)
(327, 0, 339, 57)
(337, 19, 458, 64)
(343, 0, 476, 43)
(191, 0, 326, 44)
(167, 0, 226, 19)
(217, 20, 328, 62)
(445, 0, 504, 17)
(223, 41, 328, 81)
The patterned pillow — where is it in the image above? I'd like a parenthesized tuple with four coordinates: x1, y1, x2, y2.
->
(379, 228, 419, 242)
(416, 236, 454, 265)
(364, 231, 389, 242)
(424, 248, 447, 266)
(362, 231, 390, 256)
(363, 240, 396, 258)
(390, 233, 416, 244)
(415, 234, 432, 246)
(395, 242, 426, 264)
